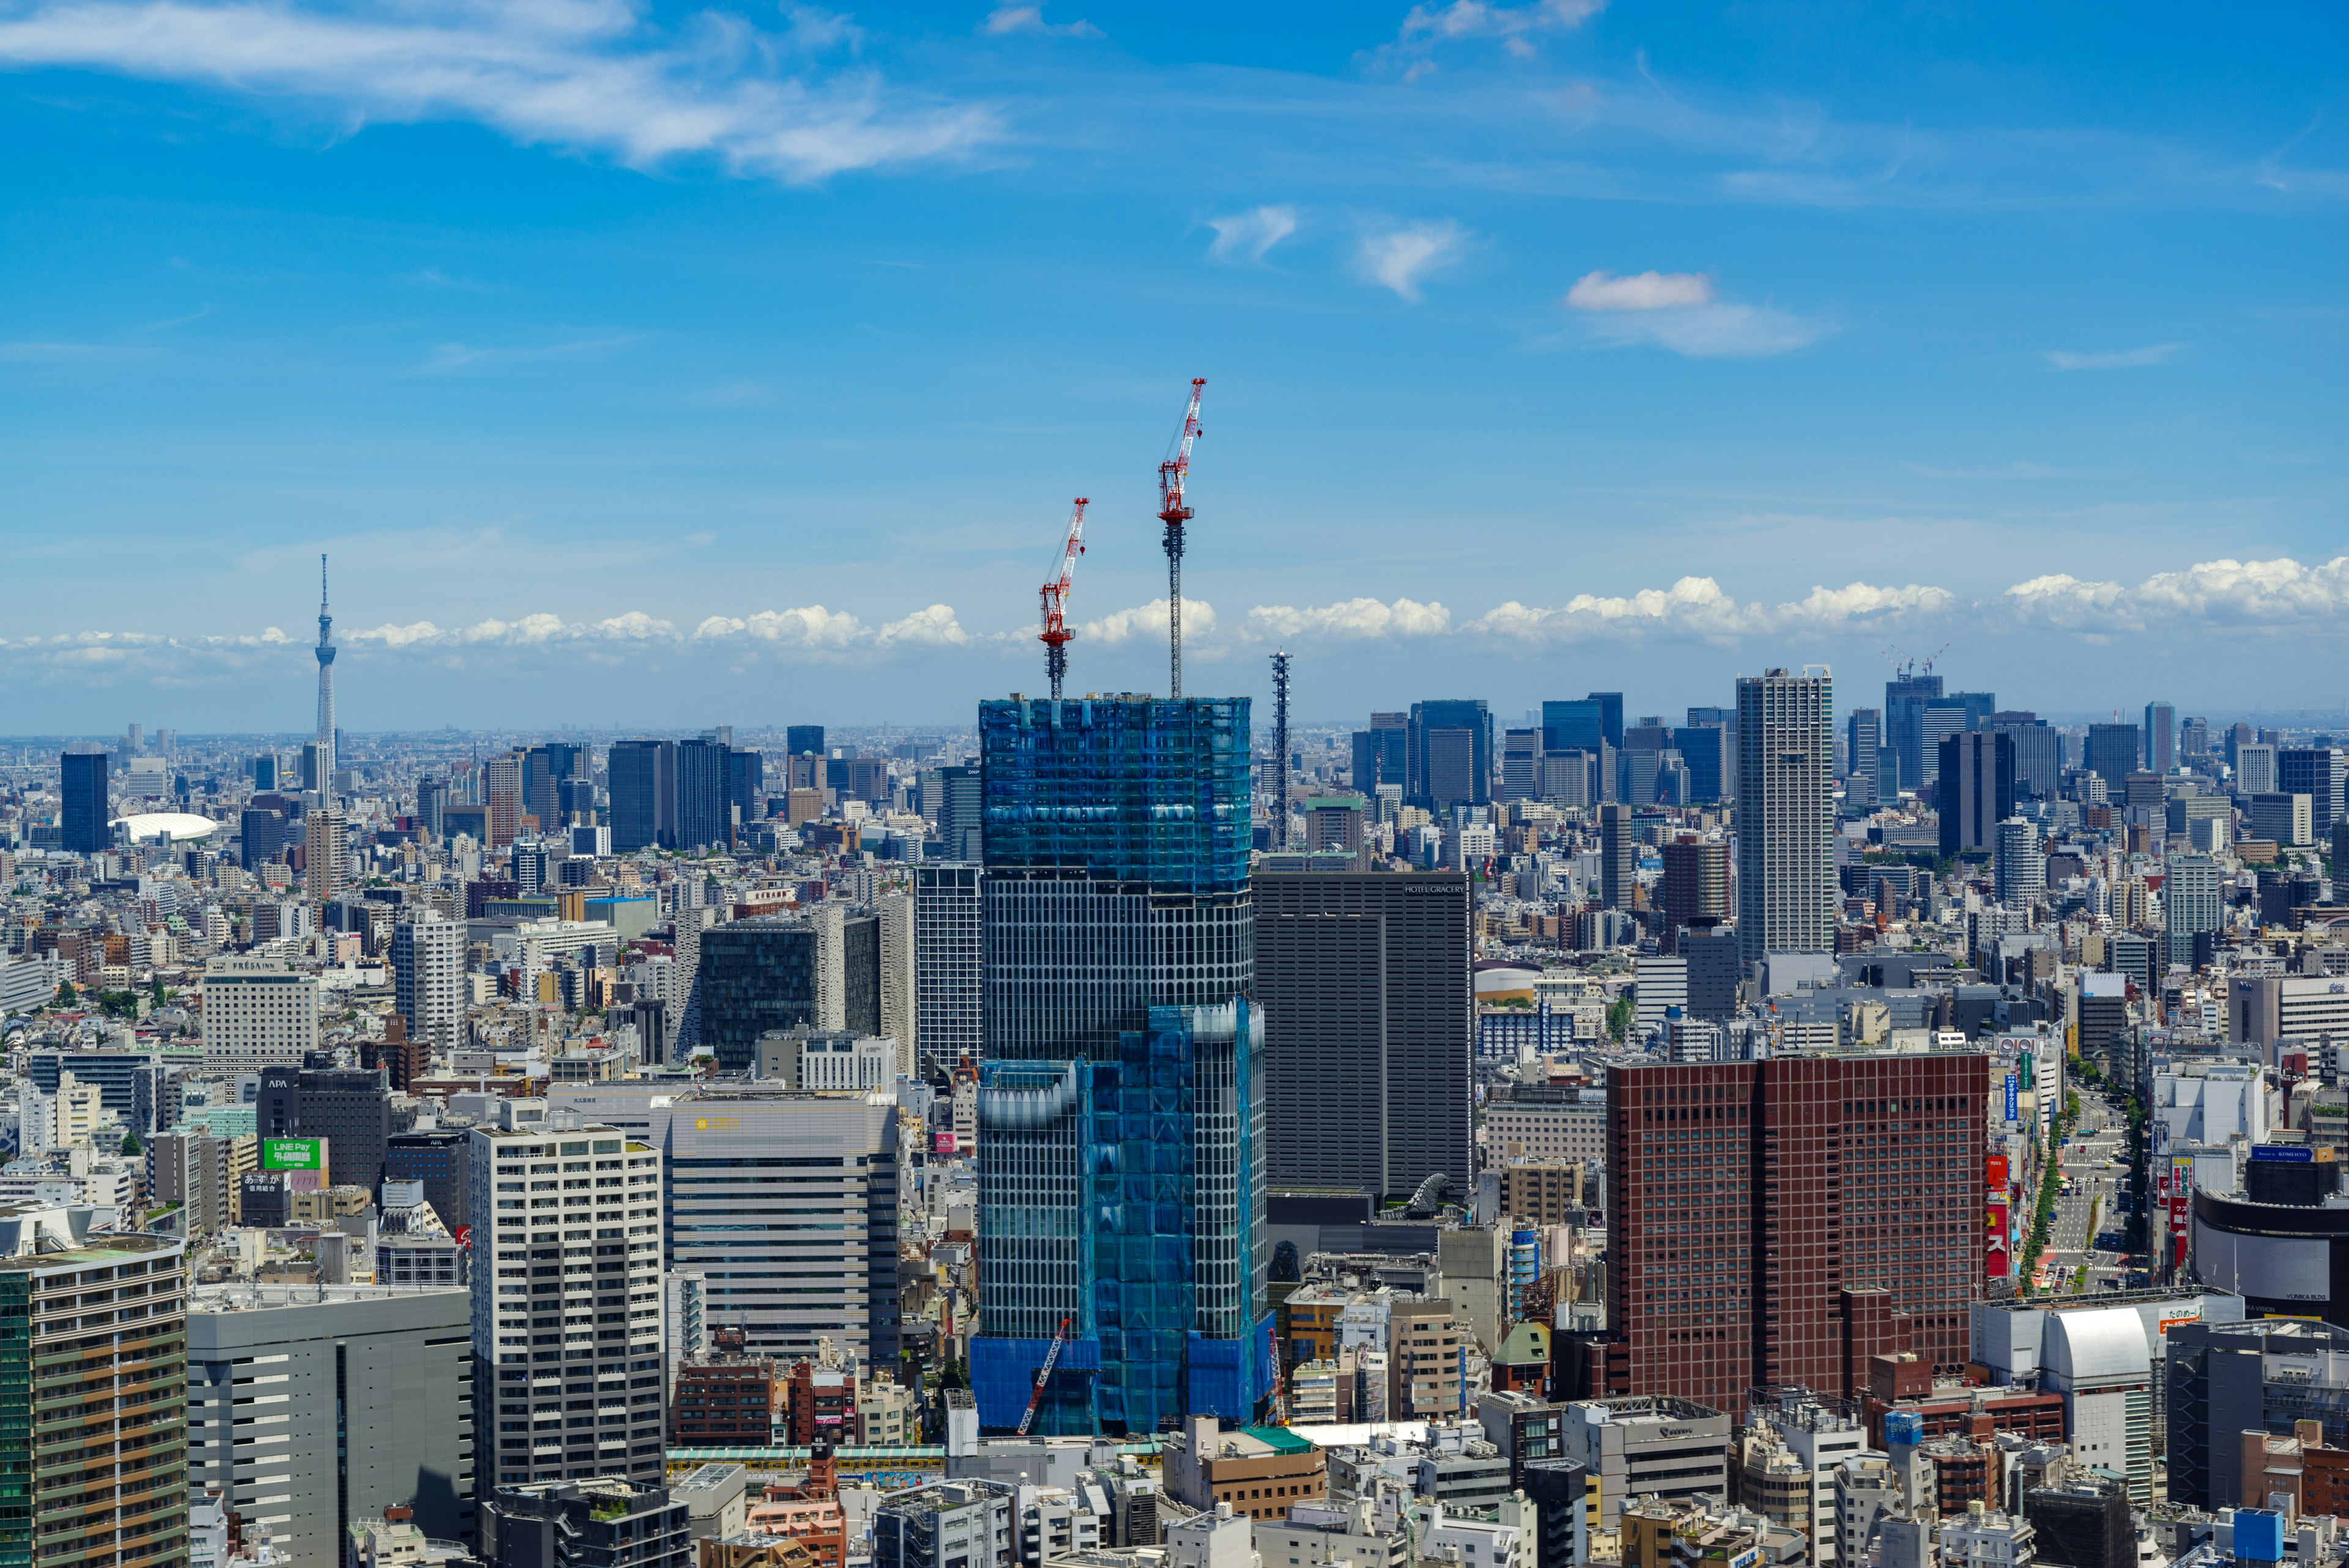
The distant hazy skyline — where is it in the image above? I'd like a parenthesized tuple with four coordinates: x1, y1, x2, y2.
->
(4, 1, 2345, 732)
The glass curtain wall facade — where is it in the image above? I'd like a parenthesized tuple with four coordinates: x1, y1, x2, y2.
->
(971, 695, 1272, 1436)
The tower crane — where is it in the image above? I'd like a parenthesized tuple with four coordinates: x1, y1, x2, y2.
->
(1157, 378, 1205, 699)
(1015, 1315, 1074, 1437)
(1037, 498, 1091, 700)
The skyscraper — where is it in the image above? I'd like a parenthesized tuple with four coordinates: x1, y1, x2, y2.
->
(786, 724, 825, 759)
(1735, 668, 1834, 963)
(1576, 1053, 1987, 1414)
(59, 748, 108, 853)
(2279, 748, 2348, 835)
(694, 917, 818, 1071)
(2166, 853, 2222, 969)
(972, 694, 1269, 1436)
(1937, 731, 2015, 855)
(2143, 701, 2176, 773)
(1351, 713, 1407, 795)
(313, 554, 338, 793)
(1660, 838, 1729, 929)
(1253, 870, 1472, 1203)
(1844, 708, 1883, 804)
(305, 808, 349, 901)
(675, 735, 733, 850)
(1598, 803, 1637, 910)
(913, 864, 983, 1080)
(2084, 724, 2140, 789)
(1541, 698, 1605, 755)
(1408, 699, 1492, 811)
(1995, 818, 2045, 907)
(608, 739, 676, 852)
(1883, 672, 1943, 797)
(1992, 712, 2060, 800)
(392, 911, 466, 1052)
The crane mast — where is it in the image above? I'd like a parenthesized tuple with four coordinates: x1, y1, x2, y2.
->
(1157, 378, 1204, 699)
(1037, 498, 1091, 699)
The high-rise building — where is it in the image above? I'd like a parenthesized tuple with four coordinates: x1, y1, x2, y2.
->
(696, 917, 818, 1072)
(1253, 871, 1472, 1203)
(1501, 728, 1540, 802)
(2279, 748, 2348, 835)
(392, 912, 466, 1053)
(880, 890, 916, 1077)
(521, 743, 585, 830)
(786, 724, 825, 759)
(972, 694, 1269, 1436)
(261, 1063, 392, 1193)
(935, 762, 984, 860)
(1994, 819, 2045, 907)
(201, 956, 322, 1066)
(240, 805, 287, 871)
(2165, 853, 2223, 969)
(607, 740, 676, 853)
(2083, 724, 2140, 789)
(2142, 702, 2176, 773)
(1660, 839, 1729, 929)
(187, 1283, 476, 1565)
(1938, 731, 2015, 855)
(252, 752, 278, 790)
(467, 1117, 666, 1488)
(1542, 698, 1606, 756)
(676, 736, 733, 851)
(1735, 669, 1834, 964)
(2250, 792, 2314, 848)
(1409, 699, 1491, 811)
(914, 865, 983, 1081)
(1681, 926, 1742, 1022)
(1844, 709, 1883, 803)
(305, 807, 349, 901)
(2235, 743, 2279, 797)
(1599, 803, 1637, 911)
(1883, 673, 1943, 798)
(1575, 1053, 1987, 1414)
(315, 553, 338, 793)
(61, 748, 109, 853)
(0, 1209, 189, 1568)
(727, 747, 765, 828)
(1670, 724, 1729, 804)
(1352, 715, 1408, 796)
(484, 752, 524, 848)
(1991, 713, 2060, 801)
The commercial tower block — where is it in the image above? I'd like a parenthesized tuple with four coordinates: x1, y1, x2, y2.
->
(1735, 668, 1835, 963)
(1576, 1053, 1988, 1415)
(60, 749, 109, 853)
(972, 694, 1272, 1436)
(1253, 870, 1473, 1203)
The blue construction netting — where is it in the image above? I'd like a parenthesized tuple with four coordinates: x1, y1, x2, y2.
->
(970, 1333, 1104, 1435)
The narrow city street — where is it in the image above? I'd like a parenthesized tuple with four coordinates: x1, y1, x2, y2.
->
(2040, 1083, 2136, 1293)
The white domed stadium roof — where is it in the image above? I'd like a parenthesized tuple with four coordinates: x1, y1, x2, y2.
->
(111, 812, 220, 842)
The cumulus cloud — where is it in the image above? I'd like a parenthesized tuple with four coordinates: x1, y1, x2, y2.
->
(2003, 556, 2349, 632)
(692, 606, 868, 648)
(1204, 204, 1299, 266)
(0, 0, 998, 185)
(1465, 578, 1950, 645)
(877, 604, 971, 646)
(1562, 269, 1827, 358)
(2043, 343, 2183, 371)
(1080, 597, 1217, 646)
(1381, 0, 1602, 67)
(1357, 220, 1470, 303)
(1245, 598, 1452, 641)
(980, 5, 1100, 37)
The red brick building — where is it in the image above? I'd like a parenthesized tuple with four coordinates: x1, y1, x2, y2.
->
(1572, 1053, 1988, 1413)
(672, 1354, 782, 1444)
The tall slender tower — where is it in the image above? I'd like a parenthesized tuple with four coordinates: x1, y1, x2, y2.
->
(314, 553, 337, 791)
(1270, 650, 1291, 850)
(1735, 666, 1835, 963)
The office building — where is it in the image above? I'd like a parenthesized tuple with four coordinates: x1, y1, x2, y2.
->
(61, 748, 110, 853)
(555, 1089, 900, 1363)
(387, 1128, 473, 1235)
(786, 724, 825, 759)
(2024, 1481, 2132, 1568)
(1353, 715, 1408, 797)
(1735, 669, 1834, 964)
(2166, 853, 2222, 969)
(1939, 731, 2014, 855)
(1254, 871, 1473, 1202)
(483, 1480, 690, 1568)
(914, 865, 983, 1080)
(696, 918, 819, 1072)
(1575, 1053, 1987, 1414)
(2229, 974, 2349, 1047)
(201, 956, 321, 1065)
(1995, 819, 2045, 907)
(1672, 723, 1729, 804)
(1542, 698, 1606, 756)
(467, 1117, 666, 1487)
(240, 804, 288, 870)
(872, 1481, 1014, 1568)
(1844, 708, 1883, 803)
(935, 762, 984, 860)
(879, 890, 916, 1076)
(2167, 1317, 2349, 1509)
(2083, 724, 2140, 789)
(521, 743, 584, 831)
(1409, 700, 1493, 810)
(2143, 702, 2176, 773)
(187, 1284, 475, 1566)
(1566, 1397, 1732, 1525)
(677, 736, 733, 851)
(484, 752, 524, 847)
(305, 807, 349, 900)
(1660, 839, 1729, 931)
(2037, 1306, 2153, 1504)
(1597, 803, 1636, 912)
(260, 1063, 392, 1194)
(1884, 674, 1943, 798)
(609, 740, 676, 852)
(2250, 792, 2314, 848)
(392, 911, 466, 1053)
(2279, 748, 2348, 834)
(1682, 927, 1742, 1022)
(2236, 744, 2279, 798)
(0, 1209, 189, 1568)
(972, 694, 1270, 1435)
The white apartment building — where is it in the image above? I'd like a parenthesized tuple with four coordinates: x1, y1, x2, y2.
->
(392, 912, 467, 1051)
(201, 956, 320, 1065)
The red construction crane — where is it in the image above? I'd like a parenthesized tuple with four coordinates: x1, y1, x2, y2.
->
(1037, 498, 1090, 700)
(1015, 1315, 1074, 1436)
(1156, 378, 1205, 699)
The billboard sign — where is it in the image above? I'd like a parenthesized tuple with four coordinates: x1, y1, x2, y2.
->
(2005, 1074, 2019, 1124)
(260, 1137, 325, 1173)
(2253, 1145, 2314, 1163)
(1985, 1197, 2012, 1277)
(1987, 1154, 2010, 1195)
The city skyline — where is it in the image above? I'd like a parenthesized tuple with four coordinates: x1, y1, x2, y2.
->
(4, 3, 2346, 726)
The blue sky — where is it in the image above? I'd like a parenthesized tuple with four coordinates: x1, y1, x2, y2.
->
(2, 0, 2345, 735)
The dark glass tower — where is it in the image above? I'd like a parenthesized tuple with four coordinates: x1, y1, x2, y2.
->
(971, 694, 1271, 1436)
(60, 751, 109, 853)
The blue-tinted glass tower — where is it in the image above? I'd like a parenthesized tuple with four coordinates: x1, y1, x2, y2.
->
(971, 694, 1272, 1436)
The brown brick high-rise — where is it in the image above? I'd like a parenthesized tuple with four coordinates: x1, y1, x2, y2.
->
(1581, 1053, 1987, 1413)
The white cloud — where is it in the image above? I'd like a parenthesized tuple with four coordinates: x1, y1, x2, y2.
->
(1464, 577, 1949, 645)
(1386, 0, 1602, 65)
(0, 0, 998, 185)
(2003, 555, 2349, 632)
(877, 604, 971, 646)
(1080, 597, 1217, 645)
(980, 5, 1100, 38)
(694, 606, 869, 648)
(1204, 204, 1299, 266)
(1357, 220, 1469, 303)
(1564, 269, 1715, 311)
(2043, 343, 2183, 371)
(349, 611, 681, 647)
(1563, 269, 1827, 358)
(1244, 598, 1452, 641)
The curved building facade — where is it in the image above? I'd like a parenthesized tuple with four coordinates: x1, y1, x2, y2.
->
(2191, 1187, 2349, 1325)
